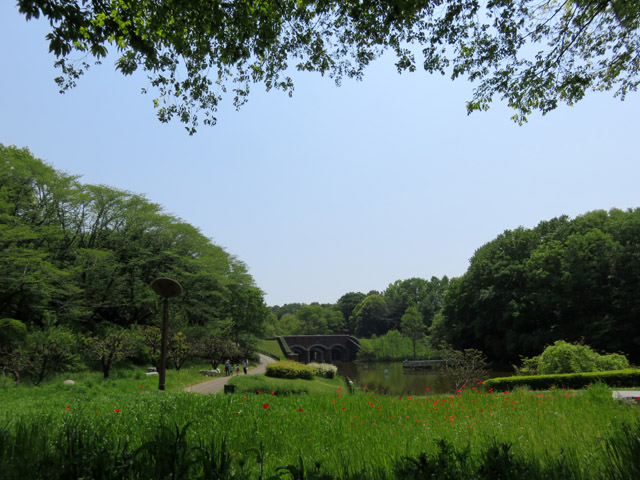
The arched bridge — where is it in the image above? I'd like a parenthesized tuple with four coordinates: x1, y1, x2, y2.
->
(276, 335, 360, 363)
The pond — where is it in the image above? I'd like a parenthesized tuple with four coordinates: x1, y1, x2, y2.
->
(336, 362, 513, 395)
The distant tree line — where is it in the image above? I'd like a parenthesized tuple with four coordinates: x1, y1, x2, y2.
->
(268, 209, 640, 365)
(266, 277, 450, 360)
(0, 144, 268, 382)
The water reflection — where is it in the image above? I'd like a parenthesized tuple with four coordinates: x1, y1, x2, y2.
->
(336, 362, 511, 396)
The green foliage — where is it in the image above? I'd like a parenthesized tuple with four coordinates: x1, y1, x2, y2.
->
(400, 306, 425, 359)
(15, 1, 639, 132)
(518, 341, 630, 375)
(228, 373, 343, 395)
(441, 209, 640, 364)
(357, 330, 434, 362)
(0, 318, 27, 346)
(83, 326, 138, 378)
(336, 292, 366, 335)
(21, 325, 77, 385)
(265, 360, 315, 380)
(353, 294, 389, 338)
(1, 145, 265, 363)
(440, 344, 489, 391)
(484, 369, 640, 391)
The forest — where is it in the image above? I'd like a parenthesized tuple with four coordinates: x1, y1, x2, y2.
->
(269, 210, 640, 365)
(2, 144, 639, 383)
(0, 144, 269, 382)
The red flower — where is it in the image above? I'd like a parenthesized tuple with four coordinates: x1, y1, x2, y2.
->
(263, 404, 269, 409)
(257, 390, 262, 393)
(425, 387, 430, 391)
(65, 406, 70, 410)
(114, 408, 120, 413)
(297, 408, 303, 412)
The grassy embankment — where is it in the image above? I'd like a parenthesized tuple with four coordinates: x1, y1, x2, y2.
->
(2, 365, 640, 479)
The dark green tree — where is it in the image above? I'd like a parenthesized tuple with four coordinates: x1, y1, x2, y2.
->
(442, 209, 640, 364)
(336, 292, 366, 335)
(83, 326, 139, 378)
(353, 294, 390, 338)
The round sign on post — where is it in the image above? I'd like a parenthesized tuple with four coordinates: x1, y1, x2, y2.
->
(152, 277, 183, 298)
(151, 278, 182, 391)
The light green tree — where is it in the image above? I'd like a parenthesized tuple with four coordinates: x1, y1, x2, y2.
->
(401, 306, 425, 359)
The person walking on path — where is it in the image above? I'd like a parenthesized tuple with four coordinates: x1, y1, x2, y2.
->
(224, 359, 230, 376)
(185, 354, 276, 395)
(243, 359, 248, 375)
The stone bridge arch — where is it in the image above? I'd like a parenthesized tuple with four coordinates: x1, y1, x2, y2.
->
(277, 335, 360, 363)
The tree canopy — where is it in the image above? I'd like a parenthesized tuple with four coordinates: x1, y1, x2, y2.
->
(441, 209, 640, 364)
(0, 144, 267, 336)
(16, 0, 639, 132)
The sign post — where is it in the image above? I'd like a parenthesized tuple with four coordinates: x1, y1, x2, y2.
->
(151, 277, 182, 391)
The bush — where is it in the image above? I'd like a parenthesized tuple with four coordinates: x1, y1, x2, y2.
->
(517, 341, 629, 375)
(484, 369, 640, 391)
(265, 360, 314, 380)
(308, 362, 337, 379)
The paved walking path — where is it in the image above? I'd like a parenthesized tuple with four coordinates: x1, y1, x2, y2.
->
(184, 354, 276, 395)
(612, 390, 640, 401)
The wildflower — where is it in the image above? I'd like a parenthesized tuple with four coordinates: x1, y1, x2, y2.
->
(425, 387, 430, 391)
(114, 408, 120, 413)
(257, 390, 262, 393)
(297, 408, 303, 412)
(243, 398, 247, 401)
(96, 411, 100, 414)
(263, 404, 269, 409)
(65, 406, 70, 410)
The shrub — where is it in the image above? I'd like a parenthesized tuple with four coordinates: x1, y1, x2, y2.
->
(484, 369, 640, 391)
(265, 360, 314, 380)
(308, 362, 337, 379)
(517, 341, 629, 375)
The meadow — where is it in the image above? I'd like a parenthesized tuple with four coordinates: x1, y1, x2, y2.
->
(1, 368, 640, 479)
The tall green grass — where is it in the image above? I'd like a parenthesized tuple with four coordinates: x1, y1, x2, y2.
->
(1, 379, 639, 479)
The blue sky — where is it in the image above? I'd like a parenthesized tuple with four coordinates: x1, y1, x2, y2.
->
(2, 3, 639, 306)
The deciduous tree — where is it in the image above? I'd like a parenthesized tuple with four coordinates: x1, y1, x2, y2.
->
(16, 0, 639, 132)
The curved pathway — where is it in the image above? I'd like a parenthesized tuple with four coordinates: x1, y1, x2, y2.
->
(184, 354, 276, 394)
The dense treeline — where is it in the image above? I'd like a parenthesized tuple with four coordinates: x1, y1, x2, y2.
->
(0, 144, 268, 381)
(269, 210, 640, 366)
(266, 277, 450, 359)
(437, 209, 640, 364)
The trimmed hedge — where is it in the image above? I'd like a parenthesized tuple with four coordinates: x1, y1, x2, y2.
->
(265, 360, 315, 380)
(484, 369, 640, 391)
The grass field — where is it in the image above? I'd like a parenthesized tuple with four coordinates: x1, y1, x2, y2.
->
(228, 372, 346, 395)
(257, 338, 284, 359)
(2, 368, 640, 479)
